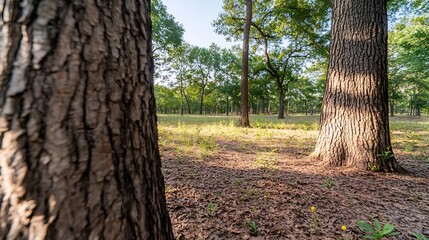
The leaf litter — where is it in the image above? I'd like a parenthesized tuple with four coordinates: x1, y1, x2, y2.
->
(161, 134, 429, 239)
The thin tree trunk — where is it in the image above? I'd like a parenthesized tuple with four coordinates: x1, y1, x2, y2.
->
(414, 94, 420, 116)
(184, 91, 191, 114)
(267, 99, 271, 114)
(199, 83, 205, 115)
(312, 0, 398, 172)
(278, 86, 285, 119)
(226, 96, 230, 116)
(0, 1, 173, 239)
(304, 101, 308, 115)
(180, 78, 185, 116)
(240, 0, 252, 127)
(286, 99, 290, 116)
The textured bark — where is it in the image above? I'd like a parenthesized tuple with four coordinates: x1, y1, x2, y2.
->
(0, 0, 174, 239)
(312, 0, 398, 171)
(240, 0, 252, 127)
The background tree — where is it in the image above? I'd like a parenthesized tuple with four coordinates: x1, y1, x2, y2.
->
(164, 43, 194, 115)
(219, 49, 241, 116)
(152, 0, 184, 55)
(240, 0, 252, 127)
(313, 0, 398, 171)
(188, 44, 222, 115)
(151, 0, 185, 84)
(388, 14, 429, 116)
(0, 1, 173, 238)
(214, 0, 330, 119)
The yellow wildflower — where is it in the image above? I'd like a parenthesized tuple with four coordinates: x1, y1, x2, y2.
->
(341, 225, 347, 231)
(310, 206, 316, 213)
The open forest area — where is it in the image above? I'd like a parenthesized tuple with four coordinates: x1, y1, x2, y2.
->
(158, 114, 429, 239)
(3, 0, 429, 239)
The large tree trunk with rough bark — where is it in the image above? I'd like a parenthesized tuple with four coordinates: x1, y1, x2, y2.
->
(312, 0, 398, 172)
(240, 0, 252, 127)
(0, 1, 174, 239)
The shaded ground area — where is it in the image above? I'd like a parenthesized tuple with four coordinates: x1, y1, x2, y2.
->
(159, 115, 429, 239)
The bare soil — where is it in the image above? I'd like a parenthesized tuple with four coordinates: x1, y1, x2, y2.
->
(162, 139, 429, 239)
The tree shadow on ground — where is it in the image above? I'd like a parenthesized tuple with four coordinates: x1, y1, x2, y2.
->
(162, 152, 429, 240)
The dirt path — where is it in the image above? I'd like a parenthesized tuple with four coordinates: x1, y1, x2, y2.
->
(162, 143, 429, 239)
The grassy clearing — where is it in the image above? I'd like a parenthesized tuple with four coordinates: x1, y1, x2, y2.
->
(390, 116, 429, 162)
(158, 114, 429, 163)
(159, 114, 429, 238)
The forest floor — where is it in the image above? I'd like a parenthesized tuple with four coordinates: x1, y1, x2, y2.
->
(158, 115, 429, 240)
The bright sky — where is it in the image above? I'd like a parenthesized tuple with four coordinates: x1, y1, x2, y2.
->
(161, 0, 238, 48)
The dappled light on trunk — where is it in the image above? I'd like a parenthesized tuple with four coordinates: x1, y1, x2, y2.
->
(312, 0, 398, 172)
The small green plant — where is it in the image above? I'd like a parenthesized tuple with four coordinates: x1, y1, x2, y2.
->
(234, 178, 243, 186)
(340, 225, 350, 240)
(367, 162, 379, 171)
(404, 131, 419, 140)
(309, 206, 318, 233)
(412, 232, 428, 240)
(377, 146, 394, 160)
(357, 218, 400, 239)
(164, 184, 171, 193)
(247, 220, 258, 236)
(263, 191, 270, 203)
(255, 150, 277, 170)
(207, 202, 218, 216)
(321, 176, 336, 189)
(404, 143, 415, 152)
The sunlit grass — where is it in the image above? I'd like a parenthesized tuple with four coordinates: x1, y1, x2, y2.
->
(158, 114, 429, 163)
(389, 116, 429, 162)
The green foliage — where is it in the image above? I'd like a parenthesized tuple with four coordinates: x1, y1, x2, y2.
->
(235, 178, 243, 186)
(389, 13, 429, 116)
(321, 176, 335, 189)
(357, 219, 401, 239)
(412, 232, 428, 240)
(255, 149, 277, 170)
(377, 147, 395, 160)
(247, 220, 258, 236)
(164, 184, 171, 193)
(152, 0, 429, 118)
(213, 0, 330, 119)
(207, 202, 218, 216)
(309, 205, 319, 233)
(367, 162, 380, 172)
(151, 0, 184, 54)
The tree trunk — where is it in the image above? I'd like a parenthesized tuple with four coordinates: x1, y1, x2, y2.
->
(226, 96, 230, 116)
(414, 94, 420, 116)
(199, 83, 205, 115)
(0, 1, 174, 239)
(184, 91, 191, 114)
(286, 99, 291, 116)
(312, 0, 397, 172)
(390, 99, 395, 117)
(240, 0, 252, 127)
(267, 99, 271, 114)
(180, 79, 185, 116)
(304, 101, 308, 116)
(278, 86, 285, 119)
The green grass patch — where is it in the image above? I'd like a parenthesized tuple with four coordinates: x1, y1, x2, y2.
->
(158, 114, 429, 163)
